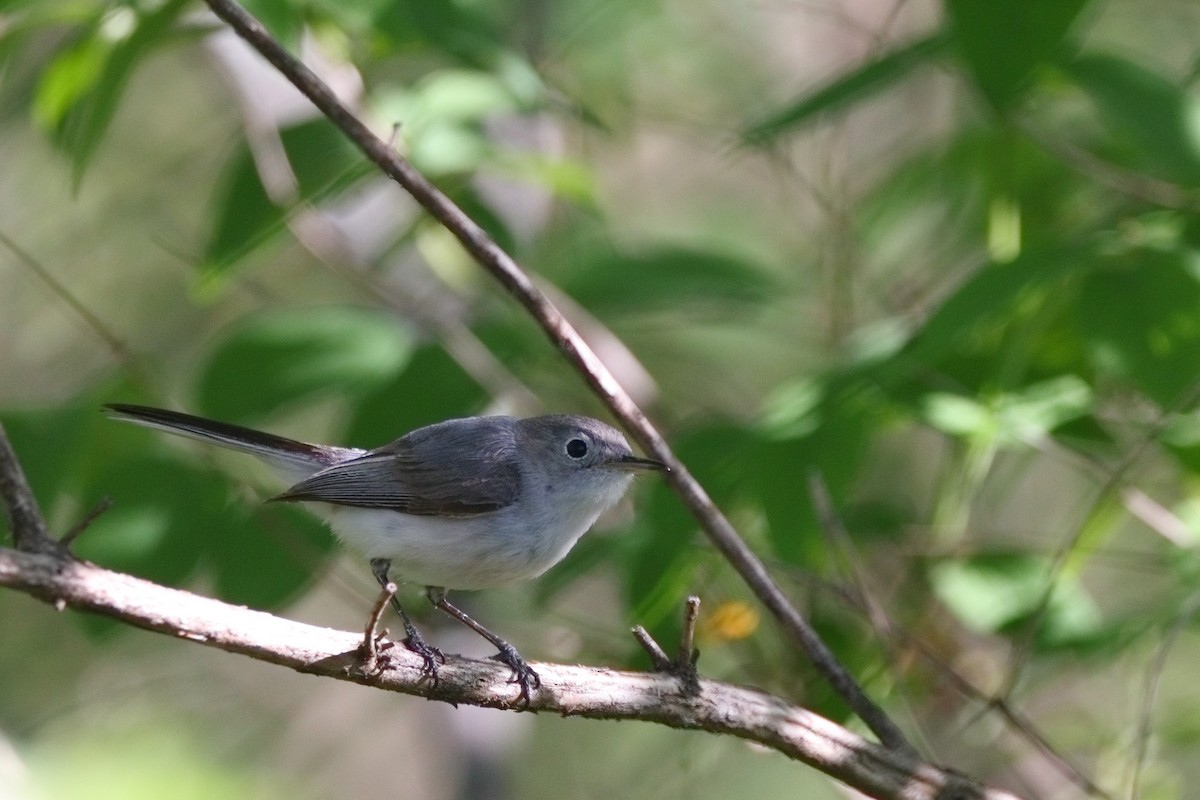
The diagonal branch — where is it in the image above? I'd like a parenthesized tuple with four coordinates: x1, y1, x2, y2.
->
(0, 422, 60, 556)
(0, 546, 1018, 800)
(198, 0, 914, 756)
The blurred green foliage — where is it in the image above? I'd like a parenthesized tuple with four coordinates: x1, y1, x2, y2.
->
(4, 0, 1200, 797)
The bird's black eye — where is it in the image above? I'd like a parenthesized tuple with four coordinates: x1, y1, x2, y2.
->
(566, 438, 589, 459)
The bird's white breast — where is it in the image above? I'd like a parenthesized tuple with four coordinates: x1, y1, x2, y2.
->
(320, 468, 634, 590)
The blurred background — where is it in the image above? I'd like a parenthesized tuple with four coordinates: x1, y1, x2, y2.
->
(3, 0, 1200, 797)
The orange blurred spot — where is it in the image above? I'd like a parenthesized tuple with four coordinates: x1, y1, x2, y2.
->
(700, 601, 760, 642)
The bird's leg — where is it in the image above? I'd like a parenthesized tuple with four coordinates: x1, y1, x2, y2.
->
(369, 558, 444, 678)
(425, 586, 541, 706)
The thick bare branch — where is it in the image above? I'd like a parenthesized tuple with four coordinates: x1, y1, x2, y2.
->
(198, 0, 913, 755)
(0, 547, 1018, 800)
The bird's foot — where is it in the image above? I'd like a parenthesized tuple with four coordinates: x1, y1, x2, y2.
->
(489, 643, 541, 706)
(402, 629, 446, 682)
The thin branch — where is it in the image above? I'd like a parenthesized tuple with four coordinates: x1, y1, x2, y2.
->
(0, 423, 60, 556)
(1128, 591, 1200, 800)
(60, 496, 113, 548)
(360, 580, 396, 671)
(793, 565, 1111, 799)
(0, 231, 137, 367)
(1020, 124, 1200, 212)
(0, 547, 1019, 800)
(800, 472, 1108, 798)
(198, 0, 914, 756)
(1002, 378, 1200, 697)
(632, 625, 674, 672)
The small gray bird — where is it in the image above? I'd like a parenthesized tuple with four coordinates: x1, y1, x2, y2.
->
(104, 404, 664, 701)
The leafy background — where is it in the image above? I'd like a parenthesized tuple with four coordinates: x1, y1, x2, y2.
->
(3, 0, 1200, 798)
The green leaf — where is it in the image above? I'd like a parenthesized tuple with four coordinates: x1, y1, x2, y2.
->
(922, 393, 993, 438)
(34, 0, 191, 185)
(744, 31, 951, 142)
(343, 343, 488, 447)
(494, 152, 597, 207)
(945, 0, 1091, 111)
(208, 503, 336, 609)
(930, 554, 1100, 644)
(74, 454, 211, 586)
(559, 246, 776, 316)
(624, 481, 698, 632)
(196, 307, 413, 421)
(239, 0, 304, 49)
(202, 143, 283, 276)
(623, 423, 750, 633)
(993, 375, 1092, 443)
(1063, 53, 1200, 186)
(378, 69, 529, 177)
(373, 0, 505, 69)
(904, 247, 1085, 369)
(0, 404, 95, 525)
(1075, 249, 1200, 407)
(202, 118, 370, 280)
(31, 20, 109, 130)
(922, 377, 1093, 446)
(755, 390, 874, 566)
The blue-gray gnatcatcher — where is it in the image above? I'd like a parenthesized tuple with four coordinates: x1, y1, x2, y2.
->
(104, 403, 664, 699)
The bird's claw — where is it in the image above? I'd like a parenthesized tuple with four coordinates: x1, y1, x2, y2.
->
(403, 633, 446, 683)
(490, 643, 540, 706)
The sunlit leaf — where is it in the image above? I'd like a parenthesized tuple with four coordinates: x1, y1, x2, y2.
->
(930, 554, 1100, 644)
(994, 375, 1092, 443)
(922, 393, 993, 438)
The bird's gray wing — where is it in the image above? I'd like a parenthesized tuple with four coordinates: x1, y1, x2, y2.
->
(271, 418, 521, 516)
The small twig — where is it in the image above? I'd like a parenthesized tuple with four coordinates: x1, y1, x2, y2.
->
(633, 597, 702, 695)
(360, 580, 397, 671)
(675, 596, 702, 696)
(808, 472, 907, 680)
(200, 0, 914, 755)
(0, 231, 136, 366)
(792, 565, 1112, 799)
(60, 496, 113, 548)
(0, 423, 59, 555)
(631, 625, 673, 672)
(1003, 378, 1200, 698)
(679, 595, 701, 667)
(807, 472, 1109, 798)
(1128, 591, 1200, 800)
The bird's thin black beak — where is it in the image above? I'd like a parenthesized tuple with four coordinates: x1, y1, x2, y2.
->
(616, 454, 667, 472)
